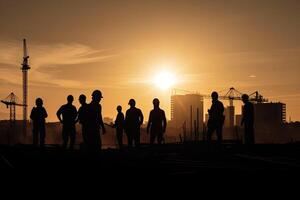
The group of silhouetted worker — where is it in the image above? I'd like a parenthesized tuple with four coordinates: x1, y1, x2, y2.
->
(206, 91, 255, 145)
(29, 90, 255, 151)
(30, 89, 168, 151)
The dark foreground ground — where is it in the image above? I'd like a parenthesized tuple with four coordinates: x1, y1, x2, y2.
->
(1, 143, 300, 179)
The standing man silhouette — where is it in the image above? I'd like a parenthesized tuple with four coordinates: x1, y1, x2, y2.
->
(77, 94, 88, 146)
(241, 94, 255, 145)
(207, 91, 225, 145)
(114, 105, 125, 149)
(30, 98, 48, 147)
(85, 90, 106, 152)
(147, 98, 167, 145)
(125, 99, 144, 148)
(57, 95, 77, 150)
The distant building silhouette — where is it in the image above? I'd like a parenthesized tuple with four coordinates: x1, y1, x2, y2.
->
(253, 102, 286, 143)
(171, 94, 204, 140)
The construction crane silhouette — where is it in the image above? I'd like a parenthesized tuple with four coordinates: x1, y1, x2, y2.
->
(172, 87, 268, 104)
(205, 87, 268, 105)
(1, 92, 25, 123)
(21, 39, 30, 133)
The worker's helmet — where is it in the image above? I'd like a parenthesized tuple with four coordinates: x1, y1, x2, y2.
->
(67, 95, 74, 103)
(153, 98, 160, 107)
(36, 98, 43, 106)
(128, 99, 136, 107)
(242, 94, 249, 102)
(117, 105, 122, 111)
(92, 90, 103, 99)
(79, 94, 86, 103)
(211, 91, 219, 99)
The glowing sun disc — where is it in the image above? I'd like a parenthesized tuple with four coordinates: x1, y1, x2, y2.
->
(153, 70, 176, 90)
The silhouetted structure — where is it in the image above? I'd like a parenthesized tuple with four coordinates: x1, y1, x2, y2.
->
(30, 98, 48, 147)
(56, 95, 77, 150)
(125, 99, 144, 148)
(77, 94, 88, 146)
(114, 105, 125, 149)
(253, 102, 286, 143)
(85, 90, 106, 151)
(21, 39, 30, 137)
(171, 93, 204, 138)
(241, 94, 255, 145)
(1, 92, 25, 123)
(147, 98, 167, 145)
(207, 92, 225, 144)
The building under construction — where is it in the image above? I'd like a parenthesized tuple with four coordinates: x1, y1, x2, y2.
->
(171, 94, 204, 139)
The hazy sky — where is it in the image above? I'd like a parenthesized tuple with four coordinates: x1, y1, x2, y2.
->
(0, 0, 300, 121)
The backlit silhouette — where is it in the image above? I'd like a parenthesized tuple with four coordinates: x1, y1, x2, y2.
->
(241, 94, 255, 145)
(77, 94, 88, 147)
(147, 98, 167, 145)
(85, 90, 106, 152)
(30, 98, 48, 147)
(125, 99, 144, 148)
(207, 92, 225, 145)
(113, 105, 125, 149)
(56, 95, 77, 150)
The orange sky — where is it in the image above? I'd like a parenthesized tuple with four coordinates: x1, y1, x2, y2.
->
(0, 0, 300, 122)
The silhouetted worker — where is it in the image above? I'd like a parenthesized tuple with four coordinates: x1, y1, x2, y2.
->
(147, 98, 167, 145)
(85, 90, 106, 152)
(125, 99, 144, 148)
(113, 105, 125, 149)
(56, 95, 77, 150)
(77, 94, 88, 146)
(207, 91, 225, 145)
(30, 98, 48, 147)
(241, 94, 255, 145)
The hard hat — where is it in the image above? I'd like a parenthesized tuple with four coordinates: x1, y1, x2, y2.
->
(128, 99, 136, 106)
(92, 90, 103, 98)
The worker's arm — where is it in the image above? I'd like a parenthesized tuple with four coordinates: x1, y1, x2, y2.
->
(162, 110, 167, 133)
(43, 108, 48, 119)
(147, 111, 152, 134)
(56, 106, 63, 123)
(30, 108, 35, 120)
(99, 106, 106, 134)
(139, 109, 144, 126)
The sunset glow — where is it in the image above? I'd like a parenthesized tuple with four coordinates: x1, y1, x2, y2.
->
(153, 70, 177, 90)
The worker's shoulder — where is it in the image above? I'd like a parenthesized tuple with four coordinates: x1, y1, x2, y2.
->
(137, 107, 143, 113)
(246, 101, 254, 108)
(217, 100, 224, 106)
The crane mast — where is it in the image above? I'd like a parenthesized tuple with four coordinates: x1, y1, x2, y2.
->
(21, 39, 30, 134)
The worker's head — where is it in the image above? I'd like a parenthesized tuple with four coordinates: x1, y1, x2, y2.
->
(67, 95, 74, 104)
(92, 90, 103, 103)
(153, 98, 160, 108)
(79, 94, 86, 105)
(117, 105, 122, 112)
(35, 98, 43, 107)
(211, 91, 219, 101)
(242, 94, 249, 104)
(128, 99, 136, 107)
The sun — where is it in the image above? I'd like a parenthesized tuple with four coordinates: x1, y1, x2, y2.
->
(153, 70, 177, 90)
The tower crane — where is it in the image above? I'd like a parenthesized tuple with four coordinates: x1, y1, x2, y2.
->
(21, 39, 30, 133)
(1, 92, 25, 123)
(200, 87, 268, 104)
